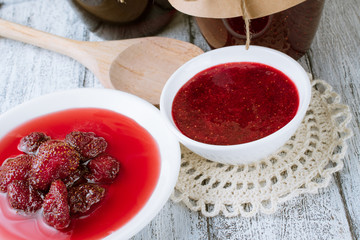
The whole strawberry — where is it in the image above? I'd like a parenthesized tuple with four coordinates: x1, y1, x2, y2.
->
(65, 131, 107, 159)
(0, 155, 32, 192)
(42, 180, 70, 230)
(18, 132, 50, 154)
(7, 180, 43, 213)
(68, 183, 106, 215)
(85, 155, 120, 184)
(28, 140, 80, 190)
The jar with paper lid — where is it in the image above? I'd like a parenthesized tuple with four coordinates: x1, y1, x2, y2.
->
(169, 0, 325, 60)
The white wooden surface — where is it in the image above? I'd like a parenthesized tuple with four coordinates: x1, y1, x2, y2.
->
(0, 0, 359, 239)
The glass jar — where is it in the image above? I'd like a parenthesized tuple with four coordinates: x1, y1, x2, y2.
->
(74, 0, 149, 23)
(69, 0, 175, 39)
(196, 0, 325, 59)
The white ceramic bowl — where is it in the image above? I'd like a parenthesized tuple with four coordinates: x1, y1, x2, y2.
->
(160, 45, 311, 165)
(0, 89, 180, 240)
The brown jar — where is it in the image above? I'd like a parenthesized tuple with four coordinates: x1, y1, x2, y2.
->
(74, 0, 149, 23)
(69, 0, 175, 39)
(196, 0, 325, 59)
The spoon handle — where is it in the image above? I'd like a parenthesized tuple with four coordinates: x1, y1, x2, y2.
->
(0, 18, 87, 62)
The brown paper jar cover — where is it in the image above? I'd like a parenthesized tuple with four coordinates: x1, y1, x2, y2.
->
(170, 0, 324, 60)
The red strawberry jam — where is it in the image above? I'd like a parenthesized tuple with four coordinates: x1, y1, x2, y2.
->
(43, 180, 71, 230)
(65, 131, 107, 160)
(29, 140, 81, 191)
(0, 155, 32, 192)
(0, 108, 160, 240)
(172, 62, 299, 145)
(68, 183, 106, 215)
(18, 132, 50, 155)
(7, 180, 43, 213)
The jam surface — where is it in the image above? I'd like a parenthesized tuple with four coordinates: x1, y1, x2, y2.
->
(172, 62, 299, 145)
(0, 108, 160, 240)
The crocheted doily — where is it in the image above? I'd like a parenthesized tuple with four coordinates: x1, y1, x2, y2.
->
(170, 78, 353, 217)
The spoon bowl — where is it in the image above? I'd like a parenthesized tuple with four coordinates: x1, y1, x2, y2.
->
(0, 19, 203, 104)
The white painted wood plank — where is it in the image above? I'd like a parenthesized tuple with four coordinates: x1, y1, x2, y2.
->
(133, 201, 208, 240)
(207, 183, 351, 240)
(308, 0, 360, 239)
(0, 0, 89, 114)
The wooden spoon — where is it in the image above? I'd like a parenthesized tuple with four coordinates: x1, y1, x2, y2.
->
(0, 19, 204, 104)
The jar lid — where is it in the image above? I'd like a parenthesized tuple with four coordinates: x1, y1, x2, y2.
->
(168, 0, 305, 19)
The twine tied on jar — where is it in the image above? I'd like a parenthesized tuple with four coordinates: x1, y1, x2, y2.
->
(171, 0, 323, 60)
(240, 0, 251, 50)
(169, 0, 306, 51)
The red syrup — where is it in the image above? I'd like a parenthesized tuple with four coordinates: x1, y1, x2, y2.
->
(172, 62, 299, 145)
(0, 108, 161, 240)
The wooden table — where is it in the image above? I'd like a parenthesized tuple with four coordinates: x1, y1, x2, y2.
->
(0, 0, 359, 239)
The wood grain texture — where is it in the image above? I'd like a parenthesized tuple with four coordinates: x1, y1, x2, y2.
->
(308, 0, 360, 239)
(0, 0, 358, 239)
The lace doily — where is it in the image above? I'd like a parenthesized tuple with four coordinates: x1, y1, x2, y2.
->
(170, 78, 353, 217)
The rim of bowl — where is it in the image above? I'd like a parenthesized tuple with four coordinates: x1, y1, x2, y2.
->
(160, 45, 311, 150)
(0, 88, 180, 240)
